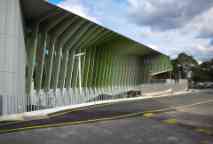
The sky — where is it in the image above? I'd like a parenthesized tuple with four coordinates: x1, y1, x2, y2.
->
(48, 0, 213, 62)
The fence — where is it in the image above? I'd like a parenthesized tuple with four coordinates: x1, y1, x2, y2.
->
(28, 85, 138, 112)
(0, 80, 189, 116)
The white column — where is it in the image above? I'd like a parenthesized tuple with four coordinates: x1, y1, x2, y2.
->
(0, 0, 26, 115)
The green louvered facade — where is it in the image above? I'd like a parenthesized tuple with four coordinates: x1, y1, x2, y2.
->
(24, 0, 172, 109)
(0, 0, 172, 115)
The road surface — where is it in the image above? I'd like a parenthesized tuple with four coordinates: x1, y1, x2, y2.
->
(0, 90, 213, 144)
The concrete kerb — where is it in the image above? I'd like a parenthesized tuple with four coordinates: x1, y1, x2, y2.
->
(0, 89, 196, 123)
(142, 89, 173, 97)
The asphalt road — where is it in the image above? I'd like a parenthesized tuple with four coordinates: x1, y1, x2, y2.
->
(0, 90, 213, 144)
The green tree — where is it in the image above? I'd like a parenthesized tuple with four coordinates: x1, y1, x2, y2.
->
(176, 53, 198, 67)
(172, 53, 198, 79)
(172, 53, 213, 82)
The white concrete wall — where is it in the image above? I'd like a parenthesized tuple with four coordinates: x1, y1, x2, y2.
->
(0, 0, 26, 115)
(139, 80, 188, 95)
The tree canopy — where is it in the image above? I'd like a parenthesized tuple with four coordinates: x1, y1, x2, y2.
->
(172, 53, 213, 82)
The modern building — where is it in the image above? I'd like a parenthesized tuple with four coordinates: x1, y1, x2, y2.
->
(0, 0, 173, 115)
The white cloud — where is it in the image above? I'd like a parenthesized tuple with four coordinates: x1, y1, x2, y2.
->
(193, 8, 213, 39)
(58, 0, 101, 24)
(195, 44, 213, 53)
(126, 0, 213, 61)
(127, 0, 213, 31)
(141, 27, 159, 37)
(147, 44, 159, 51)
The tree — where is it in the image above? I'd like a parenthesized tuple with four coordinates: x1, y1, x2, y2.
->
(172, 53, 213, 82)
(176, 53, 198, 67)
(197, 59, 213, 82)
(172, 53, 198, 79)
(200, 59, 213, 72)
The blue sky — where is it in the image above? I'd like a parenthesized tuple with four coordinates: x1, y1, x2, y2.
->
(48, 0, 213, 62)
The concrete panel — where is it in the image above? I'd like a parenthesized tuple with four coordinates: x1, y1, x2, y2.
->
(0, 0, 6, 35)
(0, 35, 6, 71)
(0, 95, 2, 115)
(0, 0, 26, 115)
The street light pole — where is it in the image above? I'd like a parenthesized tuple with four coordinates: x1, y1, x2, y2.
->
(74, 52, 85, 94)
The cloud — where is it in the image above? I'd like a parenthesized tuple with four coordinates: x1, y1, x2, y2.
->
(140, 27, 160, 37)
(210, 39, 213, 46)
(58, 0, 101, 24)
(127, 0, 213, 31)
(195, 44, 213, 53)
(191, 8, 213, 42)
(127, 0, 213, 61)
(186, 7, 213, 54)
(190, 44, 213, 61)
(168, 44, 213, 61)
(147, 44, 159, 51)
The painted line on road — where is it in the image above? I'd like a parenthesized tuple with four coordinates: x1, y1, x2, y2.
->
(0, 111, 145, 134)
(195, 128, 213, 135)
(162, 119, 177, 125)
(0, 99, 213, 134)
(143, 113, 155, 118)
(175, 99, 213, 110)
(200, 140, 211, 144)
(145, 99, 213, 114)
(0, 121, 22, 127)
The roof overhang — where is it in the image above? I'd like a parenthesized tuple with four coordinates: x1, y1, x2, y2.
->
(20, 0, 167, 57)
